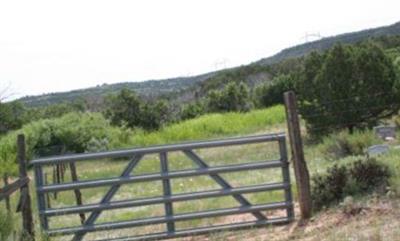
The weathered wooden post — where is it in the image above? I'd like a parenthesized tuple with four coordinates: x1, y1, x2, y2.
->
(283, 91, 312, 220)
(69, 162, 86, 224)
(17, 134, 35, 240)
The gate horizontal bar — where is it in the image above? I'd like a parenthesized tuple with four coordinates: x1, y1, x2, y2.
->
(30, 133, 285, 166)
(97, 217, 292, 241)
(42, 182, 290, 217)
(38, 160, 284, 193)
(46, 201, 292, 236)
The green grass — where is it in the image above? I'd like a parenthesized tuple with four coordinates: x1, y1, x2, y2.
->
(128, 105, 286, 147)
(2, 106, 400, 241)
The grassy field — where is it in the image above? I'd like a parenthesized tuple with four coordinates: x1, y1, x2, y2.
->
(1, 105, 400, 241)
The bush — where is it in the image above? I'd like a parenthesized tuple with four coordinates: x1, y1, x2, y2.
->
(0, 112, 134, 176)
(180, 102, 205, 120)
(311, 157, 390, 210)
(350, 158, 390, 192)
(206, 82, 252, 113)
(311, 164, 348, 209)
(319, 130, 381, 159)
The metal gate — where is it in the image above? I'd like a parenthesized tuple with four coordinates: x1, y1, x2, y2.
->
(31, 133, 294, 241)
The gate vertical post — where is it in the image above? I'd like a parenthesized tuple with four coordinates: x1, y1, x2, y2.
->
(160, 152, 175, 232)
(283, 91, 312, 219)
(278, 137, 294, 220)
(17, 134, 35, 240)
(34, 165, 48, 230)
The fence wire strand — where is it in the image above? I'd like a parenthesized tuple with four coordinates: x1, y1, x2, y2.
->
(297, 92, 389, 107)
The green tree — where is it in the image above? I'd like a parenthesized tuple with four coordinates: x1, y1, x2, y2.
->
(104, 89, 142, 128)
(104, 89, 171, 130)
(255, 74, 295, 108)
(297, 43, 400, 137)
(140, 100, 170, 130)
(180, 102, 205, 120)
(0, 101, 26, 135)
(206, 82, 252, 112)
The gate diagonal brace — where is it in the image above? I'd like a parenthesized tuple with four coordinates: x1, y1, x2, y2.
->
(72, 154, 143, 241)
(183, 150, 267, 221)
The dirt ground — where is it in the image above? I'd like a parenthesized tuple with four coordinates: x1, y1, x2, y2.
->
(175, 197, 400, 241)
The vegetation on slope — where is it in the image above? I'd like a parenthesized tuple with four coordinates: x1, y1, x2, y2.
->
(256, 21, 400, 66)
(15, 21, 400, 108)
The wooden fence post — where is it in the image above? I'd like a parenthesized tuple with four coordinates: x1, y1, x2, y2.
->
(69, 162, 86, 224)
(283, 91, 312, 220)
(17, 134, 35, 240)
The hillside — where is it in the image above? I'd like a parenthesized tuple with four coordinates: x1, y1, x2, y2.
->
(19, 72, 216, 107)
(18, 21, 400, 107)
(255, 21, 400, 66)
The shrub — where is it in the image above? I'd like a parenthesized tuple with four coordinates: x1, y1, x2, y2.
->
(0, 112, 134, 176)
(180, 102, 205, 120)
(311, 164, 348, 209)
(319, 130, 381, 159)
(311, 157, 390, 210)
(206, 82, 252, 113)
(350, 158, 390, 192)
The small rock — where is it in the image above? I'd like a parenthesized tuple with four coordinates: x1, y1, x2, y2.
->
(366, 144, 389, 156)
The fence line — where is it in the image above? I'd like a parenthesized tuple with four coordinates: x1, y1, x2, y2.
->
(301, 103, 398, 119)
(297, 91, 389, 106)
(0, 134, 35, 241)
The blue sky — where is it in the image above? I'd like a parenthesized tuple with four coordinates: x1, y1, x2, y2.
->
(1, 0, 400, 99)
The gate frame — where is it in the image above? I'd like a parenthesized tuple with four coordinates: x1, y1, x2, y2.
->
(31, 133, 294, 241)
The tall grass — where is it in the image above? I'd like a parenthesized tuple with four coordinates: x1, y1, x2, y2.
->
(0, 210, 13, 240)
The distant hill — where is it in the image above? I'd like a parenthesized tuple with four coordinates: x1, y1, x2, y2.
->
(19, 21, 400, 107)
(255, 21, 400, 66)
(19, 72, 216, 107)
